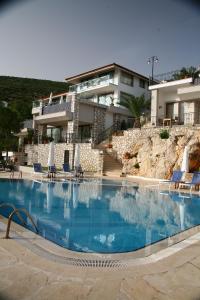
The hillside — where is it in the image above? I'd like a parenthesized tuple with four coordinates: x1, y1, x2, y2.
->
(0, 76, 68, 121)
(0, 76, 68, 153)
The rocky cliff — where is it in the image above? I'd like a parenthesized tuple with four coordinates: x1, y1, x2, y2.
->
(112, 127, 200, 179)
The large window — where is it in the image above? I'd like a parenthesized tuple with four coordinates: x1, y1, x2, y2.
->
(120, 91, 133, 102)
(78, 125, 92, 142)
(47, 127, 62, 142)
(120, 71, 134, 86)
(139, 78, 146, 89)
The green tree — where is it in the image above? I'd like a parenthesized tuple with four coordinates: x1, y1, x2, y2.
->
(0, 106, 19, 155)
(119, 94, 150, 127)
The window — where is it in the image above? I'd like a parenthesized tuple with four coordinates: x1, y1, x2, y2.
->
(120, 91, 133, 102)
(139, 78, 146, 89)
(120, 71, 134, 86)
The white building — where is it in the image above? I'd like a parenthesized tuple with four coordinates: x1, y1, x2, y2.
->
(149, 73, 200, 126)
(18, 63, 150, 170)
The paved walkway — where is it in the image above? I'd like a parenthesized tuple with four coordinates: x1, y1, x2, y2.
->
(1, 227, 200, 299)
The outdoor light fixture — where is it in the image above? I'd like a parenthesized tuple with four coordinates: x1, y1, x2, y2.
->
(147, 56, 159, 85)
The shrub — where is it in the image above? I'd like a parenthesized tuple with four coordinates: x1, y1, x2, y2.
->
(134, 163, 140, 169)
(123, 152, 132, 159)
(159, 129, 169, 139)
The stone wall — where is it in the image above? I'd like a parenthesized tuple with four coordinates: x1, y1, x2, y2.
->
(111, 126, 200, 179)
(24, 143, 103, 173)
(92, 107, 106, 143)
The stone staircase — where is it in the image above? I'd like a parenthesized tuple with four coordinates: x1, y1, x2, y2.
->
(103, 151, 123, 176)
(96, 140, 123, 176)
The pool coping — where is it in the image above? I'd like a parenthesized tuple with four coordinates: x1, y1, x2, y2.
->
(1, 214, 200, 268)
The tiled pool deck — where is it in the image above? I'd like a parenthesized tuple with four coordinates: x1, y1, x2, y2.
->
(1, 171, 200, 299)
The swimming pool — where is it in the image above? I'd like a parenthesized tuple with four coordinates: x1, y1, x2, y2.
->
(0, 178, 200, 253)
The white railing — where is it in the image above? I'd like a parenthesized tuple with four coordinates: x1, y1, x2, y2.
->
(69, 75, 114, 93)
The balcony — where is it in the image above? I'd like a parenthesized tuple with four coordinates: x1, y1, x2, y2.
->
(69, 75, 115, 94)
(34, 101, 72, 124)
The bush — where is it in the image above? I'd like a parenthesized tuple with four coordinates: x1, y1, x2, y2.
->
(134, 163, 140, 169)
(123, 152, 132, 159)
(159, 129, 169, 139)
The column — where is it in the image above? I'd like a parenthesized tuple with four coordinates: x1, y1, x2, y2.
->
(92, 107, 106, 144)
(67, 93, 79, 142)
(151, 89, 158, 126)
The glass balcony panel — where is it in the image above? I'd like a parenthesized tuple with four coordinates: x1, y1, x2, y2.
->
(69, 75, 113, 93)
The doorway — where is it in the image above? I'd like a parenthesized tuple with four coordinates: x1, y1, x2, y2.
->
(64, 150, 69, 164)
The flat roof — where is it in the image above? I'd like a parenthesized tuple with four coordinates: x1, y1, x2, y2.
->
(65, 63, 149, 83)
(149, 77, 193, 90)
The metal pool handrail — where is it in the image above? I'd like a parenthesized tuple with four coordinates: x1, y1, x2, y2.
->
(0, 202, 26, 225)
(5, 208, 38, 239)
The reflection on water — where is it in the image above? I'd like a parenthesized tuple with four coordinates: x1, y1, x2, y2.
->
(0, 178, 199, 253)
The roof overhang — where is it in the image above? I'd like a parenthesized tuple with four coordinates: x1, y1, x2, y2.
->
(65, 63, 149, 84)
(149, 78, 193, 90)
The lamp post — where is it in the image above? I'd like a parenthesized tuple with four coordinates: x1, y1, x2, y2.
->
(147, 56, 159, 85)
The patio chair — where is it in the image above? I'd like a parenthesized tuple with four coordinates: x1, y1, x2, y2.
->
(57, 163, 74, 179)
(158, 170, 183, 190)
(179, 172, 200, 192)
(33, 163, 48, 178)
(74, 164, 84, 178)
(48, 165, 57, 178)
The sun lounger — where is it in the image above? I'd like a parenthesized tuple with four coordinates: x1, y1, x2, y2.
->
(179, 172, 200, 192)
(159, 170, 183, 190)
(74, 164, 84, 178)
(33, 163, 48, 178)
(55, 163, 74, 179)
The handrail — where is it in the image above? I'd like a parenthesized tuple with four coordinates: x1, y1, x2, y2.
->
(0, 203, 26, 225)
(96, 124, 119, 144)
(5, 208, 38, 239)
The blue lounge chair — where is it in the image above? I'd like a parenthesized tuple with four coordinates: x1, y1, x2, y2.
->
(48, 165, 57, 178)
(33, 163, 48, 178)
(179, 172, 200, 192)
(57, 163, 74, 179)
(63, 163, 70, 173)
(74, 164, 84, 178)
(159, 170, 183, 190)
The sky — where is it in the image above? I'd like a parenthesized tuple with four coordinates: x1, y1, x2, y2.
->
(0, 0, 199, 81)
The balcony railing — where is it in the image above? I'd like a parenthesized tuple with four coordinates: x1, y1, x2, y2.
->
(42, 102, 71, 115)
(32, 100, 41, 108)
(69, 75, 114, 93)
(151, 112, 200, 127)
(184, 112, 200, 125)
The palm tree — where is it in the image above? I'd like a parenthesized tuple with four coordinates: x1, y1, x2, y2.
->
(172, 66, 196, 80)
(119, 94, 150, 128)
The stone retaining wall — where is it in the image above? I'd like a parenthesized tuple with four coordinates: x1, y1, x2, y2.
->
(25, 143, 103, 173)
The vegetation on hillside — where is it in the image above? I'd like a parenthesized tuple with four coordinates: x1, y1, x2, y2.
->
(0, 76, 68, 154)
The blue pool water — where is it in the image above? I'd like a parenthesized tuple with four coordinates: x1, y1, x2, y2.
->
(0, 178, 200, 253)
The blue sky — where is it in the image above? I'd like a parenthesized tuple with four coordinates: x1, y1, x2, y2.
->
(0, 0, 199, 81)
